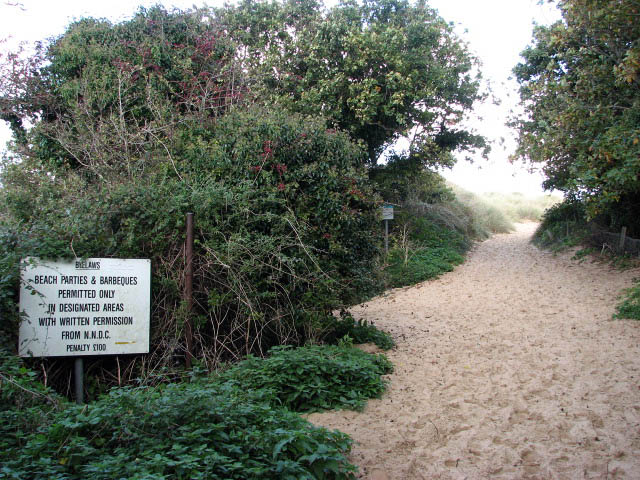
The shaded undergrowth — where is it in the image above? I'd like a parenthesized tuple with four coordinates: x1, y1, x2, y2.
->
(321, 312, 395, 351)
(532, 199, 590, 251)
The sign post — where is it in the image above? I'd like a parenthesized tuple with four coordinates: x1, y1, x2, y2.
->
(381, 204, 394, 255)
(19, 257, 151, 403)
(74, 357, 84, 404)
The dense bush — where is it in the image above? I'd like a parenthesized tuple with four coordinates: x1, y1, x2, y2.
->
(0, 2, 482, 402)
(0, 7, 385, 390)
(0, 106, 382, 383)
(0, 348, 65, 458)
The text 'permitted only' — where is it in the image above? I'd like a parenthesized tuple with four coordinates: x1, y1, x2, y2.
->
(19, 258, 151, 357)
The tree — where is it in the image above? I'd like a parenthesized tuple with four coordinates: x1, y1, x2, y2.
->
(216, 0, 488, 167)
(511, 0, 640, 230)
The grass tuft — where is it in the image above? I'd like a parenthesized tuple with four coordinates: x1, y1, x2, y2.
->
(614, 281, 640, 320)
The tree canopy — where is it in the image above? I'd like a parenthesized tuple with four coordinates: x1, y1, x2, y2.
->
(2, 0, 487, 171)
(0, 6, 244, 174)
(511, 0, 640, 228)
(216, 0, 488, 166)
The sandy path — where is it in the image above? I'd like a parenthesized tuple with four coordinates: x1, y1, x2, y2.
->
(308, 223, 640, 479)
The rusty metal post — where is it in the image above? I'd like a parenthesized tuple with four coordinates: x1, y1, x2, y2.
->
(185, 213, 194, 368)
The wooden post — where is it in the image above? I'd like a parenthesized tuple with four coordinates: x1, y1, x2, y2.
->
(619, 226, 627, 253)
(185, 213, 194, 368)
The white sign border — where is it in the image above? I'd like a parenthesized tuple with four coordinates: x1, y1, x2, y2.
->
(18, 257, 151, 358)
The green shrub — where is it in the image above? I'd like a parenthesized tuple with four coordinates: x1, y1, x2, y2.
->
(0, 348, 62, 411)
(0, 348, 65, 457)
(408, 216, 469, 250)
(0, 5, 383, 392)
(220, 345, 393, 413)
(321, 312, 395, 350)
(0, 228, 24, 352)
(385, 246, 464, 288)
(369, 156, 454, 206)
(1, 380, 356, 480)
(1, 343, 394, 479)
(0, 107, 382, 389)
(384, 214, 467, 288)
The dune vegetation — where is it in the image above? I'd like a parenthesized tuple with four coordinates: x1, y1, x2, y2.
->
(381, 178, 560, 288)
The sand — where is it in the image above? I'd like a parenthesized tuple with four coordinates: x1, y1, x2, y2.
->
(307, 222, 640, 479)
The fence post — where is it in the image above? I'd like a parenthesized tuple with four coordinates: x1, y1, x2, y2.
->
(619, 226, 627, 253)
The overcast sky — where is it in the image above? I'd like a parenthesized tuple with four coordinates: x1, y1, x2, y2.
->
(428, 0, 560, 195)
(0, 0, 561, 195)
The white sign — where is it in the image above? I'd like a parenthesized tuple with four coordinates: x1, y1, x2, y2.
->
(382, 204, 394, 220)
(19, 258, 151, 357)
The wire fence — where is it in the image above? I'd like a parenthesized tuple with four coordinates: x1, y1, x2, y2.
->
(588, 225, 640, 256)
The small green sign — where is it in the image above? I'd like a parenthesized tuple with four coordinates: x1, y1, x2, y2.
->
(381, 204, 394, 220)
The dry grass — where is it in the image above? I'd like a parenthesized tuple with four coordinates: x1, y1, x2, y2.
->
(447, 184, 561, 238)
(477, 191, 561, 222)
